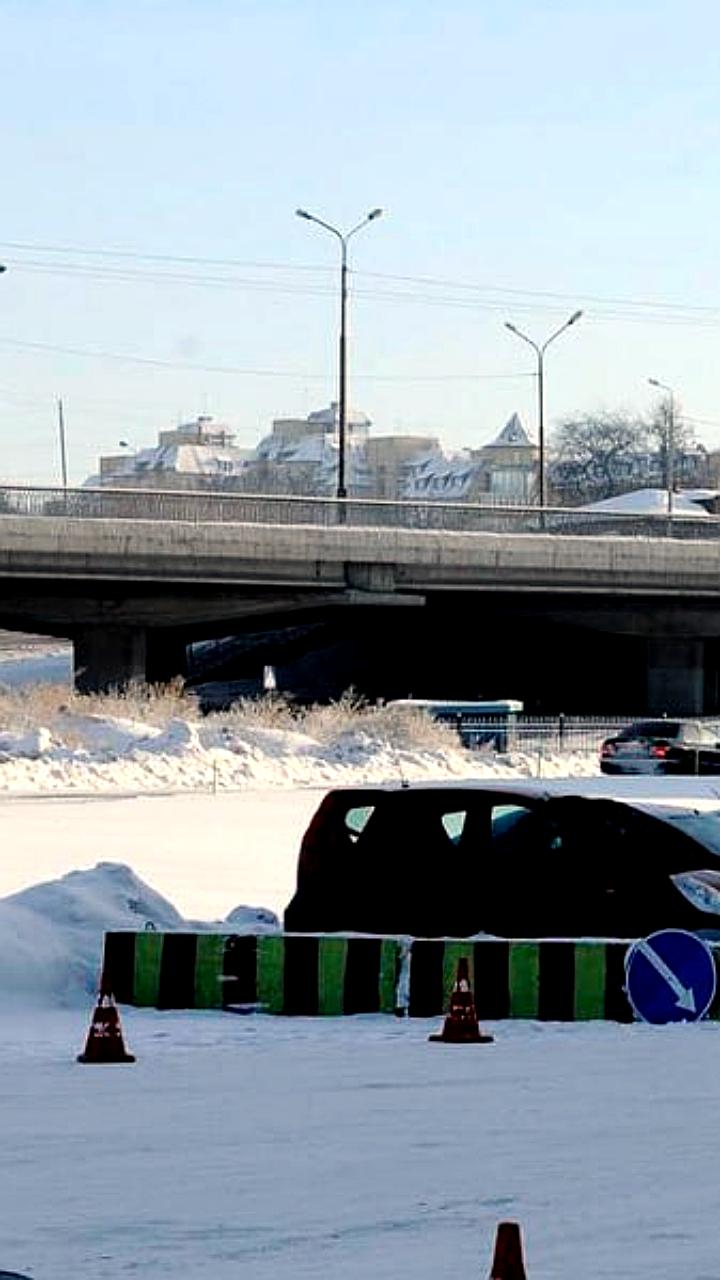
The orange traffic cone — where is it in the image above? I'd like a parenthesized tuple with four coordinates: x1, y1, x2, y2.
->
(489, 1221, 527, 1279)
(77, 989, 136, 1064)
(429, 956, 494, 1044)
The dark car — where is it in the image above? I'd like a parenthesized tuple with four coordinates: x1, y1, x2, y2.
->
(284, 780, 720, 939)
(600, 719, 720, 775)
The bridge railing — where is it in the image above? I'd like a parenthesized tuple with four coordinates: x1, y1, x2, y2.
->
(1, 484, 719, 538)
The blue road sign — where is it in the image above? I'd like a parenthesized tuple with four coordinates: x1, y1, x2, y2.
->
(625, 929, 717, 1024)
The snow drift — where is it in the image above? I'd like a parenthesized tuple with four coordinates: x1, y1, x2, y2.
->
(0, 862, 278, 1008)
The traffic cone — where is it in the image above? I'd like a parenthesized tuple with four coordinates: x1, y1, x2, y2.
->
(488, 1221, 527, 1279)
(428, 956, 494, 1043)
(77, 989, 135, 1064)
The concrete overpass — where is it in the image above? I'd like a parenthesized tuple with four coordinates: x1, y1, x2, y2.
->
(2, 486, 720, 711)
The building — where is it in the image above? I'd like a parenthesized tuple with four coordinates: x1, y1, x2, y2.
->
(239, 402, 372, 496)
(468, 413, 539, 503)
(90, 416, 251, 491)
(403, 414, 538, 503)
(87, 405, 539, 504)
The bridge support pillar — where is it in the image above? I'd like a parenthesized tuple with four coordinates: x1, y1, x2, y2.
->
(146, 631, 189, 685)
(647, 638, 705, 715)
(74, 626, 147, 693)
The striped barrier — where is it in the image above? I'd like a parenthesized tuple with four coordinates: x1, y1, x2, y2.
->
(102, 932, 400, 1016)
(101, 931, 720, 1021)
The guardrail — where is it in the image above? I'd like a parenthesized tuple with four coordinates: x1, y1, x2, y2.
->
(0, 484, 719, 538)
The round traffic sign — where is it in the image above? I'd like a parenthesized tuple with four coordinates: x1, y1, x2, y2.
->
(625, 929, 716, 1024)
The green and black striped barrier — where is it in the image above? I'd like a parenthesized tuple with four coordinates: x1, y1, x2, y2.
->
(102, 932, 401, 1016)
(101, 931, 720, 1021)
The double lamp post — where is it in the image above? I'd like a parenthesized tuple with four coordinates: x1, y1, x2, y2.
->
(295, 207, 382, 500)
(504, 310, 583, 509)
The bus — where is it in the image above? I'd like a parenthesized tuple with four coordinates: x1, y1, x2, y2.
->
(385, 698, 524, 751)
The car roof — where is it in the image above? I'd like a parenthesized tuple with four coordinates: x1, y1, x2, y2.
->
(321, 776, 720, 817)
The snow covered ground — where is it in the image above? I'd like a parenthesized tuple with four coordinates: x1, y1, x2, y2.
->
(1, 640, 720, 1277)
(5, 1008, 720, 1280)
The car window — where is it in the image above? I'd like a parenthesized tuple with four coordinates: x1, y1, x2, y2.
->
(622, 721, 681, 739)
(344, 805, 375, 841)
(697, 725, 720, 745)
(491, 804, 535, 840)
(441, 810, 466, 843)
(664, 811, 720, 856)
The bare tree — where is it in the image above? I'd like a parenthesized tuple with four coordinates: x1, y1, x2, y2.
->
(645, 394, 702, 490)
(550, 411, 648, 503)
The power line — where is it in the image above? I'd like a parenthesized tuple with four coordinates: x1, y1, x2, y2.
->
(357, 269, 720, 318)
(3, 237, 720, 320)
(0, 239, 333, 274)
(0, 336, 533, 382)
(9, 256, 720, 329)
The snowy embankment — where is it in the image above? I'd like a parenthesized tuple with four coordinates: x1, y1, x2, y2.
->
(0, 707, 599, 793)
(0, 643, 600, 793)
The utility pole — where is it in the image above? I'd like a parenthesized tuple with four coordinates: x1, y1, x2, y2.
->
(648, 378, 676, 517)
(57, 398, 68, 493)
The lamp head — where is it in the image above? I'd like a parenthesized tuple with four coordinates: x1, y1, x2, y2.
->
(368, 208, 383, 221)
(504, 321, 518, 333)
(295, 208, 312, 220)
(568, 309, 583, 325)
(0, 264, 6, 275)
(648, 378, 661, 388)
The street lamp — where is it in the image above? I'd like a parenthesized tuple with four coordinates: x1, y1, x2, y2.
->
(648, 378, 676, 516)
(295, 206, 383, 500)
(504, 310, 583, 508)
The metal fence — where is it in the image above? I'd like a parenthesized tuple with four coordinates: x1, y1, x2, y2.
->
(456, 715, 720, 755)
(1, 483, 719, 538)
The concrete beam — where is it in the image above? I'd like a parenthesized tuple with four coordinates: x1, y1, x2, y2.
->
(5, 514, 720, 598)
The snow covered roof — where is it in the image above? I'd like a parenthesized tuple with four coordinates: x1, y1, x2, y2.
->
(403, 452, 479, 498)
(128, 444, 249, 476)
(682, 488, 720, 503)
(486, 413, 534, 449)
(579, 488, 711, 516)
(307, 401, 371, 428)
(256, 433, 337, 464)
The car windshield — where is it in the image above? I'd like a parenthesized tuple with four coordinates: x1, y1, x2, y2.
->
(619, 721, 682, 739)
(663, 810, 720, 856)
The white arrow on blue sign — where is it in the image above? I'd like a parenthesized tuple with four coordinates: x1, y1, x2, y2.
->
(625, 929, 717, 1024)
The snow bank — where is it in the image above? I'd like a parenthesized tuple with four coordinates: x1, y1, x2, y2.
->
(0, 709, 600, 794)
(0, 862, 279, 1008)
(0, 639, 605, 792)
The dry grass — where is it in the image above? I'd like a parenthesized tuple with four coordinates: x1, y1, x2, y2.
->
(224, 689, 457, 750)
(0, 678, 194, 732)
(0, 681, 460, 751)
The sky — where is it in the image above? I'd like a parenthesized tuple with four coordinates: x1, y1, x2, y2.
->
(2, 0, 720, 484)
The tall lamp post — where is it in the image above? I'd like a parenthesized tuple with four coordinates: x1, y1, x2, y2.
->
(295, 207, 382, 499)
(504, 310, 583, 508)
(648, 378, 676, 516)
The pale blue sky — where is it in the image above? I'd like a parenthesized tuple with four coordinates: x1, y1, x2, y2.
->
(2, 0, 720, 483)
